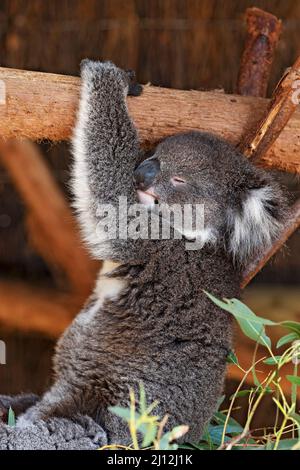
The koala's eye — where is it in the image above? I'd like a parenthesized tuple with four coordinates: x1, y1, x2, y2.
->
(171, 176, 187, 186)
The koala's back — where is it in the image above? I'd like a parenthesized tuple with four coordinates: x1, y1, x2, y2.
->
(53, 241, 238, 443)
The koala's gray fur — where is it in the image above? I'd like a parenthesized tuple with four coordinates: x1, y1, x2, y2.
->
(2, 61, 287, 448)
(0, 412, 106, 449)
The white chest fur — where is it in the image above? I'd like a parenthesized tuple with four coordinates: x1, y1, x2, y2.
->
(76, 260, 127, 325)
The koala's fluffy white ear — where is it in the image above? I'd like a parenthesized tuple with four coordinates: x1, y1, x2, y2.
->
(227, 183, 286, 267)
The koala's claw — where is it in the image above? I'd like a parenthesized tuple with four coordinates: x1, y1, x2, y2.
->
(128, 82, 143, 97)
(125, 69, 143, 96)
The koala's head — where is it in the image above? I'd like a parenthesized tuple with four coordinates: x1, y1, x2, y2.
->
(134, 131, 287, 268)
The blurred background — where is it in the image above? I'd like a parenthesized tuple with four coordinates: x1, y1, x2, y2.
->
(0, 0, 299, 428)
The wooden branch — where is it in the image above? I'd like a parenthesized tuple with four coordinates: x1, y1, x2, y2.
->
(237, 7, 282, 97)
(237, 57, 300, 285)
(0, 280, 77, 338)
(240, 56, 300, 163)
(0, 68, 300, 173)
(0, 139, 99, 297)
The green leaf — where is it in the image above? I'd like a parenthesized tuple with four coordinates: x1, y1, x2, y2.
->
(230, 389, 253, 399)
(226, 350, 239, 366)
(140, 422, 158, 448)
(201, 423, 215, 449)
(286, 375, 300, 386)
(213, 424, 241, 436)
(277, 332, 299, 349)
(213, 412, 243, 432)
(280, 321, 300, 337)
(8, 407, 15, 427)
(265, 437, 274, 450)
(252, 365, 262, 388)
(264, 439, 299, 450)
(290, 412, 300, 426)
(204, 293, 272, 348)
(230, 386, 272, 399)
(188, 442, 217, 450)
(216, 395, 225, 409)
(109, 405, 137, 421)
(204, 293, 275, 325)
(158, 426, 188, 450)
(275, 439, 299, 450)
(263, 356, 282, 365)
(206, 424, 231, 446)
(180, 442, 217, 450)
(237, 445, 265, 450)
(239, 317, 271, 348)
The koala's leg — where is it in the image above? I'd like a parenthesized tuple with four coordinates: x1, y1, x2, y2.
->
(0, 393, 39, 422)
(16, 382, 79, 428)
(72, 60, 145, 263)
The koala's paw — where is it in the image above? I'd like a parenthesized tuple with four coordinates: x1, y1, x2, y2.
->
(80, 59, 142, 96)
(125, 69, 143, 96)
(80, 59, 124, 87)
(73, 414, 108, 445)
(16, 404, 46, 428)
(80, 59, 116, 76)
(0, 394, 39, 422)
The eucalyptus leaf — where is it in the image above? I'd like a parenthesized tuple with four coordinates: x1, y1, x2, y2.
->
(264, 439, 299, 450)
(206, 424, 231, 445)
(230, 389, 253, 399)
(226, 350, 239, 366)
(204, 293, 275, 325)
(158, 426, 188, 450)
(189, 442, 217, 450)
(280, 321, 300, 337)
(238, 317, 271, 348)
(213, 412, 243, 432)
(205, 292, 272, 348)
(202, 424, 214, 449)
(290, 412, 300, 426)
(109, 406, 139, 422)
(263, 356, 282, 365)
(216, 395, 225, 409)
(286, 375, 300, 386)
(277, 332, 299, 349)
(8, 407, 15, 427)
(140, 422, 158, 448)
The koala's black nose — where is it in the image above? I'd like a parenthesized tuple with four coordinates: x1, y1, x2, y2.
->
(133, 158, 160, 190)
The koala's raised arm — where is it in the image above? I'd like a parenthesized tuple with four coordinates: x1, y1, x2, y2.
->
(72, 60, 142, 261)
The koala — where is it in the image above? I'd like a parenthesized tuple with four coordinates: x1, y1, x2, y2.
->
(13, 60, 287, 445)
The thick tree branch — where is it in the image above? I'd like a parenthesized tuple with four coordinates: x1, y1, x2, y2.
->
(240, 56, 300, 162)
(0, 67, 300, 173)
(0, 139, 99, 297)
(237, 7, 282, 97)
(236, 10, 300, 288)
(0, 280, 76, 338)
(239, 57, 300, 286)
